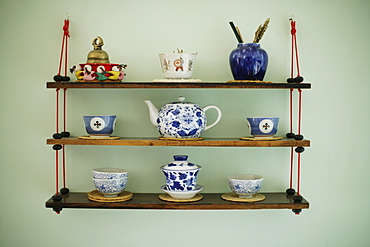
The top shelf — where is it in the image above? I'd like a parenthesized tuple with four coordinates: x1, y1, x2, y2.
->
(46, 81, 311, 89)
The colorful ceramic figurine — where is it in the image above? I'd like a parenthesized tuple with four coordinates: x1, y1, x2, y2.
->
(83, 65, 96, 81)
(108, 65, 127, 80)
(69, 65, 84, 80)
(95, 66, 109, 81)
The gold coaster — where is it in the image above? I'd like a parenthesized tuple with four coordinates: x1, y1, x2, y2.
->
(227, 80, 272, 83)
(158, 137, 204, 141)
(78, 136, 121, 140)
(87, 190, 133, 202)
(240, 136, 283, 141)
(159, 193, 203, 202)
(76, 80, 122, 83)
(221, 193, 265, 202)
(152, 79, 202, 83)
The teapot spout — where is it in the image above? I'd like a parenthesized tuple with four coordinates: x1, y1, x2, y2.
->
(144, 100, 159, 127)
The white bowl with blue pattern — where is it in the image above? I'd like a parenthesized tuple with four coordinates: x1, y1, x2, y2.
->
(92, 168, 128, 179)
(93, 177, 128, 197)
(161, 184, 204, 199)
(228, 174, 263, 198)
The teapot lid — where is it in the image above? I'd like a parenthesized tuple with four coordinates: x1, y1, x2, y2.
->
(169, 96, 195, 105)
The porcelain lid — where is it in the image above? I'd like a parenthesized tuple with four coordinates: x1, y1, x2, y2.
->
(162, 155, 199, 170)
(168, 96, 196, 105)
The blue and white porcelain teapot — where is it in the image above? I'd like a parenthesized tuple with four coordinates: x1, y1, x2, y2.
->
(145, 97, 221, 139)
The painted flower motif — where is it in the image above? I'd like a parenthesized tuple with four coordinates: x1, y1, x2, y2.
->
(179, 173, 187, 180)
(171, 181, 184, 190)
(172, 121, 180, 128)
(177, 130, 187, 136)
(169, 173, 177, 180)
(172, 109, 180, 116)
(188, 129, 198, 136)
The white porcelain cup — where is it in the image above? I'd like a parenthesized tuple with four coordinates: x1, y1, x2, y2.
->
(159, 53, 197, 79)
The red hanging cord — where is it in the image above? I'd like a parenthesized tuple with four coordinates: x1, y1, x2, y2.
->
(63, 19, 69, 76)
(290, 19, 301, 77)
(289, 89, 293, 133)
(55, 88, 60, 133)
(63, 88, 67, 132)
(62, 145, 66, 188)
(290, 31, 294, 79)
(55, 150, 59, 195)
(297, 153, 301, 195)
(296, 89, 303, 195)
(298, 89, 302, 135)
(62, 88, 67, 189)
(288, 88, 294, 189)
(289, 147, 294, 189)
(288, 18, 304, 197)
(57, 19, 70, 76)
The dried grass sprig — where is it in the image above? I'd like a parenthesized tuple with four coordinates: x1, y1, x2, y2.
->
(253, 18, 270, 43)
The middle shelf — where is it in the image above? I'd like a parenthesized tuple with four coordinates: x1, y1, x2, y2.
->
(47, 137, 310, 147)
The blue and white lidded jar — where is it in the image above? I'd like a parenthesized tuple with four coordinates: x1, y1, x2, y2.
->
(160, 155, 201, 191)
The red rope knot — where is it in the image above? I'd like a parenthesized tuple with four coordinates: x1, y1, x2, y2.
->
(290, 20, 296, 35)
(63, 19, 70, 37)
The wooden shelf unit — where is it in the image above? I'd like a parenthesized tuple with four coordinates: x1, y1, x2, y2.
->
(46, 81, 311, 213)
(45, 192, 309, 212)
(47, 137, 310, 147)
(46, 81, 311, 89)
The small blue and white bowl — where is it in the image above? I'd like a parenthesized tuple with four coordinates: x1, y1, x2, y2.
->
(83, 115, 116, 137)
(228, 174, 263, 198)
(93, 177, 128, 197)
(161, 184, 204, 199)
(92, 168, 128, 179)
(247, 117, 279, 138)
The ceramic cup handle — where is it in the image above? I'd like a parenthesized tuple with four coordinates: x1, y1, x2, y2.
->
(203, 105, 222, 131)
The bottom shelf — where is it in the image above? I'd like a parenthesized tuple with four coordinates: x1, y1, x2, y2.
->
(45, 192, 309, 212)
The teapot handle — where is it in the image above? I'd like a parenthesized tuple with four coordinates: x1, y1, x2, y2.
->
(203, 105, 222, 131)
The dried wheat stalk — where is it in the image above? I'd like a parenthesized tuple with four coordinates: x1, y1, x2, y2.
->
(253, 18, 270, 43)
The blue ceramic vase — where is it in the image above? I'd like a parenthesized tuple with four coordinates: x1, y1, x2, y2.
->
(229, 43, 268, 80)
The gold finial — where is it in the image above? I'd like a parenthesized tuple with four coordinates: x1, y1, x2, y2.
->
(87, 36, 110, 63)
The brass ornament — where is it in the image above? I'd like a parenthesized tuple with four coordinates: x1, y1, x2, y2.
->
(86, 36, 110, 63)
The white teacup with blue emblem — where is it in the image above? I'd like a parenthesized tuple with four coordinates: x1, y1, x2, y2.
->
(247, 117, 279, 138)
(83, 115, 116, 137)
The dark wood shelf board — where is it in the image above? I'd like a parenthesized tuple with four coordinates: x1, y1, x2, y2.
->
(45, 192, 309, 211)
(47, 81, 311, 89)
(47, 137, 310, 147)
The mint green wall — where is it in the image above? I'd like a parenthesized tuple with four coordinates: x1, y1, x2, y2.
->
(1, 0, 369, 246)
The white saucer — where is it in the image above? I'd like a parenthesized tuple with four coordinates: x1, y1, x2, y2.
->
(160, 185, 204, 199)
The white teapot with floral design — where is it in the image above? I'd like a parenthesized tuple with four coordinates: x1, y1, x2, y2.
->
(145, 97, 221, 139)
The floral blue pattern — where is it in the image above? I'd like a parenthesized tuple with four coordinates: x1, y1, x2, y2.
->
(228, 175, 263, 197)
(162, 169, 201, 191)
(157, 104, 206, 138)
(93, 177, 128, 194)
